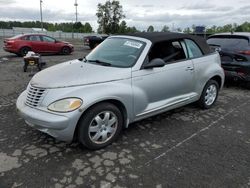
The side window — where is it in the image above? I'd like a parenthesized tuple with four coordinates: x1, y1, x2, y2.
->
(185, 39, 203, 58)
(42, 36, 55, 43)
(148, 40, 188, 63)
(180, 41, 188, 58)
(207, 37, 249, 50)
(29, 35, 41, 41)
(21, 36, 29, 41)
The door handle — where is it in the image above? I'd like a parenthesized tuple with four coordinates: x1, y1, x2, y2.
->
(186, 67, 194, 71)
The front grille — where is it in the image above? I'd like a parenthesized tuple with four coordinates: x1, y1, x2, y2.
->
(25, 85, 46, 107)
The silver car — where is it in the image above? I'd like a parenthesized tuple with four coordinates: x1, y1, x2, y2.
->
(17, 32, 225, 149)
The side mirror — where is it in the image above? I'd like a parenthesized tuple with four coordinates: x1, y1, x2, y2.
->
(144, 58, 165, 69)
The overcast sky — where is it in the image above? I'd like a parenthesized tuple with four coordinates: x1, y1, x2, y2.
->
(0, 0, 250, 31)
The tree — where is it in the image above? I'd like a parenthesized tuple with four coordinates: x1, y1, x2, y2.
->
(183, 27, 191, 34)
(83, 22, 93, 33)
(96, 0, 125, 34)
(177, 28, 182, 32)
(73, 22, 83, 31)
(206, 25, 217, 34)
(118, 20, 127, 33)
(147, 25, 154, 32)
(126, 26, 138, 33)
(191, 24, 196, 33)
(235, 22, 250, 32)
(161, 25, 169, 32)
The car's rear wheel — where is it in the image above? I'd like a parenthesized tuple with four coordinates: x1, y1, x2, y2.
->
(198, 80, 219, 109)
(61, 46, 71, 55)
(19, 47, 31, 57)
(78, 103, 123, 150)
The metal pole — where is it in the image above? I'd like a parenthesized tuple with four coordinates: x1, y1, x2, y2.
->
(40, 0, 43, 31)
(74, 0, 78, 23)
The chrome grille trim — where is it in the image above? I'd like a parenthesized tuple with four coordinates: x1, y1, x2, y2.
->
(25, 85, 46, 108)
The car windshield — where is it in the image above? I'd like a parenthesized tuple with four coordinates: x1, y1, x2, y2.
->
(207, 36, 249, 51)
(86, 37, 146, 68)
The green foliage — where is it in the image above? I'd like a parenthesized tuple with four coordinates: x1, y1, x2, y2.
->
(96, 0, 125, 34)
(126, 26, 138, 33)
(2, 19, 250, 35)
(235, 22, 250, 32)
(118, 20, 127, 34)
(0, 20, 93, 33)
(118, 20, 139, 34)
(183, 27, 191, 34)
(191, 22, 250, 34)
(83, 23, 93, 33)
(177, 28, 182, 32)
(161, 25, 170, 32)
(147, 25, 154, 32)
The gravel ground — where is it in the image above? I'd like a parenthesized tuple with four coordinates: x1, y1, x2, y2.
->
(0, 37, 250, 188)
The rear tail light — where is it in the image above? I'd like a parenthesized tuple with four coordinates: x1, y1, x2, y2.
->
(238, 50, 250, 55)
(7, 40, 14, 45)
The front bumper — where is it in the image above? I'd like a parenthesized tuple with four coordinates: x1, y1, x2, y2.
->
(70, 46, 74, 52)
(16, 91, 78, 142)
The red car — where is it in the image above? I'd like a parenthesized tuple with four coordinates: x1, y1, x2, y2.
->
(3, 34, 74, 56)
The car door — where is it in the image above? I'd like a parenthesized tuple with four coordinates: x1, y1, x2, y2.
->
(41, 35, 58, 53)
(28, 35, 44, 52)
(132, 40, 196, 118)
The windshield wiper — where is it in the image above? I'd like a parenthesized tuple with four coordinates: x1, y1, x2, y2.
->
(87, 59, 111, 66)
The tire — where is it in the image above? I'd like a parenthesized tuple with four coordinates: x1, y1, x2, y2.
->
(89, 43, 95, 49)
(19, 47, 31, 57)
(61, 46, 71, 55)
(78, 102, 123, 150)
(198, 80, 219, 109)
(89, 43, 98, 50)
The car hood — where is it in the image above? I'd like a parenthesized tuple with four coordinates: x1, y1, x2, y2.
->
(30, 59, 131, 89)
(57, 40, 72, 45)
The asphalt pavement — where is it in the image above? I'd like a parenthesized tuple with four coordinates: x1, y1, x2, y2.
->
(0, 38, 250, 188)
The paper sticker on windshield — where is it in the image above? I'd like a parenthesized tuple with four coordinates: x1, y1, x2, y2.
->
(124, 41, 143, 49)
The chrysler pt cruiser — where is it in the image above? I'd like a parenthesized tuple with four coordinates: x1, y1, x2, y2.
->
(17, 32, 224, 149)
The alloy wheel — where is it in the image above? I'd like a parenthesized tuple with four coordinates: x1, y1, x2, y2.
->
(205, 84, 217, 106)
(88, 111, 118, 144)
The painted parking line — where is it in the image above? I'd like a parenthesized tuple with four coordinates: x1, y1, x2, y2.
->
(137, 100, 250, 169)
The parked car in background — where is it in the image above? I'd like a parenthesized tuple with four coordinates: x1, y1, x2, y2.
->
(17, 32, 224, 149)
(3, 33, 74, 56)
(84, 34, 109, 49)
(207, 32, 250, 83)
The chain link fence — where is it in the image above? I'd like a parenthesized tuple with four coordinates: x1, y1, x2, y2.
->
(0, 29, 97, 39)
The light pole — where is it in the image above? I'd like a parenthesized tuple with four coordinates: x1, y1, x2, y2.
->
(74, 0, 78, 23)
(40, 0, 43, 31)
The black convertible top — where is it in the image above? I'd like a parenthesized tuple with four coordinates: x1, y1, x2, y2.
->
(126, 32, 212, 55)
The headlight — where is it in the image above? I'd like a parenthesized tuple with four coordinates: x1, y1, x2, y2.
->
(48, 98, 82, 113)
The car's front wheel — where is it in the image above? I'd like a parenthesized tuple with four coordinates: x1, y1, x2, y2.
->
(61, 46, 71, 55)
(89, 43, 98, 50)
(78, 103, 123, 150)
(198, 80, 219, 109)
